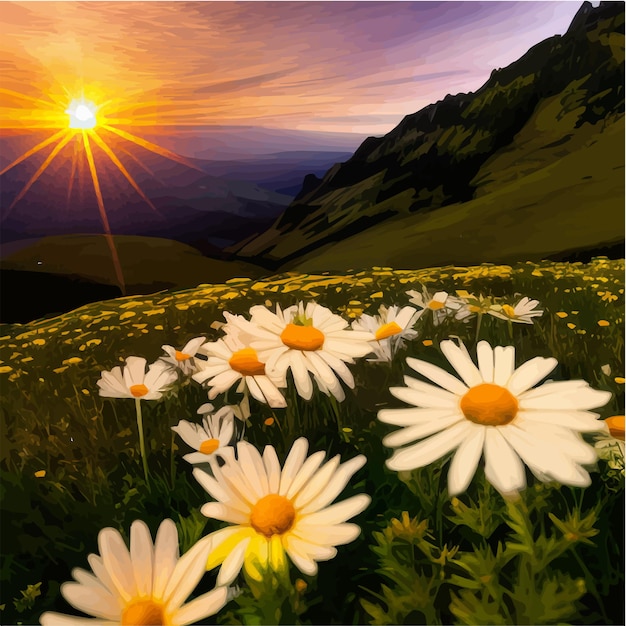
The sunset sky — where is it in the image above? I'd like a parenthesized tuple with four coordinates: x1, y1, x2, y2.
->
(2, 1, 583, 136)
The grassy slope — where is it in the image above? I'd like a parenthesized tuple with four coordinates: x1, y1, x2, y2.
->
(1, 234, 266, 292)
(289, 113, 624, 273)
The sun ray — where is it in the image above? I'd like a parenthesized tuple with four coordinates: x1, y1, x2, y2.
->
(0, 88, 59, 109)
(88, 130, 161, 216)
(114, 143, 167, 188)
(81, 130, 126, 295)
(3, 131, 75, 219)
(0, 129, 68, 176)
(101, 125, 203, 171)
(66, 136, 80, 210)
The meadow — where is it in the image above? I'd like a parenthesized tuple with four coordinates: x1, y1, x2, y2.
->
(0, 258, 624, 625)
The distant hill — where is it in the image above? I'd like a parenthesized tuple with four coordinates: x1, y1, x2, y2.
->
(232, 2, 625, 271)
(0, 234, 267, 322)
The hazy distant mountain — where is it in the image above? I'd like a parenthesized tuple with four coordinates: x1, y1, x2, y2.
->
(195, 151, 354, 195)
(0, 126, 358, 250)
(233, 2, 624, 270)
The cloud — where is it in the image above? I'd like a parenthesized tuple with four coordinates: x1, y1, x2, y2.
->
(196, 69, 297, 94)
(365, 70, 469, 89)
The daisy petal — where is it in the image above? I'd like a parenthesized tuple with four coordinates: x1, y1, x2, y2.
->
(60, 582, 120, 620)
(98, 528, 136, 602)
(441, 340, 483, 387)
(300, 494, 370, 526)
(378, 407, 457, 426)
(406, 357, 468, 395)
(483, 428, 526, 495)
(163, 536, 213, 609)
(507, 356, 558, 395)
(152, 519, 179, 600)
(175, 587, 229, 626)
(386, 421, 471, 472)
(216, 536, 251, 586)
(519, 383, 611, 410)
(493, 346, 516, 386)
(130, 520, 153, 598)
(382, 414, 464, 448)
(448, 426, 486, 496)
(476, 341, 494, 383)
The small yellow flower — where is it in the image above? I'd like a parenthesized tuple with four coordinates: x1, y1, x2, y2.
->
(556, 312, 568, 318)
(615, 377, 625, 385)
(0, 366, 13, 374)
(295, 579, 307, 593)
(264, 417, 275, 426)
(32, 339, 45, 346)
(81, 389, 90, 395)
(597, 320, 610, 327)
(63, 357, 83, 365)
(422, 339, 433, 347)
(34, 470, 46, 478)
(567, 323, 576, 330)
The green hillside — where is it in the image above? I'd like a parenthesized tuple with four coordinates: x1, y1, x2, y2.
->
(1, 234, 266, 292)
(233, 2, 624, 270)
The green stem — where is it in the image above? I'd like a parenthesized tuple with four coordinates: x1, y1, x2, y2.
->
(474, 313, 483, 345)
(507, 320, 514, 342)
(570, 547, 610, 624)
(135, 398, 150, 485)
(170, 428, 176, 490)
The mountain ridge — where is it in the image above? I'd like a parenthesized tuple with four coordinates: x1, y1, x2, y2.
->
(232, 1, 624, 269)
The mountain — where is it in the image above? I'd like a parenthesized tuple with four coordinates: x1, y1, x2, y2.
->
(232, 2, 625, 270)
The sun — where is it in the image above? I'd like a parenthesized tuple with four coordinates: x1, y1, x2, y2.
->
(66, 98, 97, 129)
(0, 85, 202, 296)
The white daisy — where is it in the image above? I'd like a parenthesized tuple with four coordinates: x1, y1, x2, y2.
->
(39, 519, 230, 626)
(97, 356, 177, 400)
(194, 438, 370, 585)
(488, 296, 543, 324)
(229, 301, 374, 401)
(172, 405, 237, 465)
(379, 340, 611, 496)
(352, 305, 421, 362)
(406, 287, 463, 325)
(193, 333, 286, 408)
(161, 337, 207, 376)
(454, 293, 498, 322)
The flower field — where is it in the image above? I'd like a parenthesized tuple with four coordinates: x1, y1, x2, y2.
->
(0, 258, 624, 625)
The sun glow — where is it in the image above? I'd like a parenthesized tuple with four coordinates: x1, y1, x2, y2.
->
(66, 98, 97, 129)
(0, 86, 202, 296)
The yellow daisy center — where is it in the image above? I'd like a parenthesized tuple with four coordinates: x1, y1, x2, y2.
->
(228, 348, 266, 376)
(375, 321, 403, 341)
(460, 383, 518, 426)
(129, 384, 149, 398)
(606, 415, 625, 440)
(501, 304, 517, 318)
(199, 438, 220, 454)
(428, 300, 445, 310)
(175, 350, 191, 362)
(280, 323, 325, 351)
(121, 599, 167, 626)
(250, 494, 296, 538)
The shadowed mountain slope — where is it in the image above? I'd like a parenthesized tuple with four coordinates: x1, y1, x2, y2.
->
(232, 2, 624, 270)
